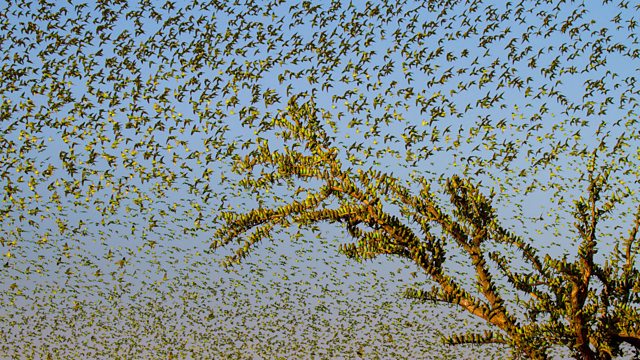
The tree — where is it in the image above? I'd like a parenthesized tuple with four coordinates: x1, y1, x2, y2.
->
(1, 0, 640, 358)
(212, 96, 640, 359)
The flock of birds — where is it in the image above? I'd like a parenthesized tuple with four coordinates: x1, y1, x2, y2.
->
(1, 0, 639, 358)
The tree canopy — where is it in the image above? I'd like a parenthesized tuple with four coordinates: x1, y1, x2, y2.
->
(1, 0, 640, 358)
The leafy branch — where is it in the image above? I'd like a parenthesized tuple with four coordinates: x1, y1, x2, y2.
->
(211, 97, 640, 359)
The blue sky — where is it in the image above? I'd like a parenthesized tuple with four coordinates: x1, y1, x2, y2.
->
(1, 0, 640, 358)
